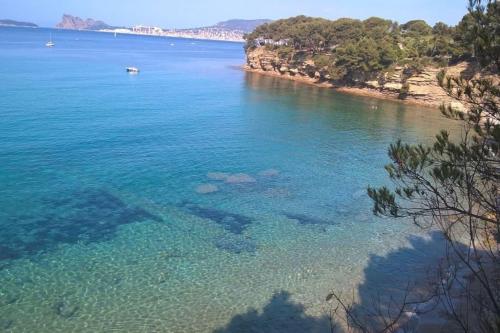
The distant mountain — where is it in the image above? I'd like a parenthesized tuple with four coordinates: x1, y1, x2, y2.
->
(212, 19, 272, 33)
(56, 14, 115, 30)
(0, 19, 38, 28)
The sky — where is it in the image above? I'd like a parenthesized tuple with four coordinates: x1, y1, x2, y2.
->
(0, 0, 469, 29)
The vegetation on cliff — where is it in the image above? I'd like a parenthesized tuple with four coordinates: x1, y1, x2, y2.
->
(244, 0, 498, 83)
(322, 1, 499, 332)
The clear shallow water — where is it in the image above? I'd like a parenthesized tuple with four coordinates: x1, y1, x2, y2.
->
(0, 27, 456, 332)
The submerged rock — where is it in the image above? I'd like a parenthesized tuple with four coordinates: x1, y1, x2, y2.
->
(225, 173, 256, 184)
(207, 172, 230, 181)
(54, 300, 79, 318)
(181, 203, 254, 234)
(285, 213, 336, 226)
(0, 319, 13, 330)
(214, 236, 257, 254)
(196, 184, 219, 194)
(156, 272, 169, 285)
(0, 188, 162, 263)
(0, 292, 19, 306)
(258, 169, 280, 177)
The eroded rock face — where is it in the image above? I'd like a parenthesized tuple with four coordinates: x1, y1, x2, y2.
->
(245, 47, 487, 108)
(56, 14, 111, 30)
(247, 47, 279, 71)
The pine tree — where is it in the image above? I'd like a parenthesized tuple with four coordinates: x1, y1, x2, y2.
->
(367, 1, 499, 331)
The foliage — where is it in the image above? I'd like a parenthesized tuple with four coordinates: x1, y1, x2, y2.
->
(365, 66, 500, 333)
(455, 0, 499, 69)
(314, 2, 500, 332)
(362, 1, 500, 331)
(401, 19, 433, 36)
(245, 0, 499, 82)
(312, 54, 332, 69)
(277, 46, 294, 61)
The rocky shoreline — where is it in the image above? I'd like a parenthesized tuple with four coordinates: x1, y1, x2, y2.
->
(245, 47, 474, 109)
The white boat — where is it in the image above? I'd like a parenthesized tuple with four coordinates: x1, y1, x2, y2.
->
(126, 67, 140, 73)
(46, 33, 55, 47)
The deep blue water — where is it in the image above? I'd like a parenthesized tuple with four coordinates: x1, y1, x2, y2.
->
(0, 27, 455, 332)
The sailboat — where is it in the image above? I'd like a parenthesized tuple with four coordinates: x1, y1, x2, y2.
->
(46, 33, 55, 47)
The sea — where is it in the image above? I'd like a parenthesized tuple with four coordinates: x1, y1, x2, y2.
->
(0, 27, 457, 332)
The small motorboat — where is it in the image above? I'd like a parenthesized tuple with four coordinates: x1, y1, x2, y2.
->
(126, 67, 140, 73)
(46, 33, 55, 47)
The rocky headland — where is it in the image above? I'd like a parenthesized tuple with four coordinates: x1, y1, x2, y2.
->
(245, 47, 481, 108)
(242, 15, 500, 109)
(56, 14, 114, 30)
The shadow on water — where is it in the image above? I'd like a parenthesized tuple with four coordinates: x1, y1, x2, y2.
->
(213, 291, 338, 333)
(357, 231, 448, 301)
(214, 231, 458, 333)
(347, 231, 460, 331)
(0, 188, 162, 263)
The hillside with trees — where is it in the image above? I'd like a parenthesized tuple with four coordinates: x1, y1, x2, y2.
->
(244, 2, 498, 84)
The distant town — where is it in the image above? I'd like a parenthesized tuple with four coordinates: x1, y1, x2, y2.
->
(55, 15, 271, 42)
(104, 25, 248, 42)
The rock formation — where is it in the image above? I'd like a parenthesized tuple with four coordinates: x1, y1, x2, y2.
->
(245, 47, 485, 108)
(56, 14, 112, 30)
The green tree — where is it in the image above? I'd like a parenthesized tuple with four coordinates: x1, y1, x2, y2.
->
(401, 19, 433, 36)
(430, 22, 460, 58)
(334, 38, 384, 81)
(455, 0, 499, 68)
(433, 22, 453, 36)
(366, 1, 500, 331)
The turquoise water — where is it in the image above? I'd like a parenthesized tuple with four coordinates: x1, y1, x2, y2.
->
(0, 27, 455, 332)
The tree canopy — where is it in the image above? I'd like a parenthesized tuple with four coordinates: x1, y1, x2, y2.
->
(244, 3, 499, 82)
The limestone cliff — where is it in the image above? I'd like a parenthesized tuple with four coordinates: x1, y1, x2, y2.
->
(56, 14, 112, 31)
(245, 47, 480, 108)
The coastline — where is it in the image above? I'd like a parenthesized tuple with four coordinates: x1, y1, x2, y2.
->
(99, 29, 245, 43)
(0, 26, 246, 43)
(243, 65, 444, 108)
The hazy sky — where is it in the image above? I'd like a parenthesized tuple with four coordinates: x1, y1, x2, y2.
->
(0, 0, 469, 29)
